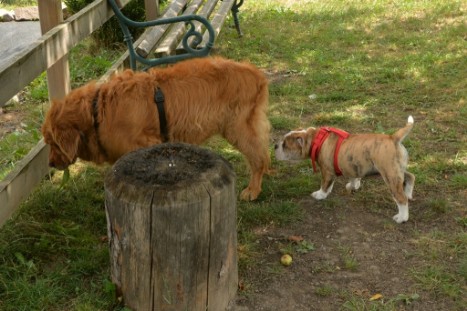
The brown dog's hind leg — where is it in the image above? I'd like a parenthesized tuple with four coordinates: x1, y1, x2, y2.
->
(225, 108, 271, 201)
(236, 132, 271, 201)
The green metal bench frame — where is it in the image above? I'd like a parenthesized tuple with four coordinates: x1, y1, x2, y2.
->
(107, 0, 243, 70)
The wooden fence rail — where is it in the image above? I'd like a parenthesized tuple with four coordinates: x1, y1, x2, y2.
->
(0, 0, 141, 227)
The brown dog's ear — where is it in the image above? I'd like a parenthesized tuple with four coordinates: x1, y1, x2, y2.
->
(54, 127, 80, 164)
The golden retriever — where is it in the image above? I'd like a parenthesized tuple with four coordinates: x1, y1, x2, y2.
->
(41, 57, 271, 200)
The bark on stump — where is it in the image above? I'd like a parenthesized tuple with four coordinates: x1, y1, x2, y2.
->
(104, 143, 237, 311)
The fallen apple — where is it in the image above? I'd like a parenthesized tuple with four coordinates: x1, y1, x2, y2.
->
(280, 254, 293, 266)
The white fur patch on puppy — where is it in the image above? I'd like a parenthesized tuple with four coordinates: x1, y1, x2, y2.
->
(312, 182, 334, 200)
(345, 178, 361, 192)
(393, 202, 409, 223)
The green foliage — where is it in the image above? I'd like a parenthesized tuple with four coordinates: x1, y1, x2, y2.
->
(412, 266, 463, 299)
(68, 41, 121, 86)
(238, 201, 303, 228)
(450, 173, 467, 190)
(338, 244, 359, 271)
(314, 285, 335, 297)
(268, 115, 297, 131)
(279, 239, 315, 256)
(28, 72, 49, 102)
(0, 0, 36, 6)
(63, 0, 90, 13)
(65, 0, 146, 48)
(296, 240, 315, 254)
(0, 121, 42, 180)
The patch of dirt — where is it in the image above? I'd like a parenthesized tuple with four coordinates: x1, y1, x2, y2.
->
(0, 93, 30, 140)
(110, 143, 234, 188)
(234, 178, 461, 311)
(0, 105, 28, 140)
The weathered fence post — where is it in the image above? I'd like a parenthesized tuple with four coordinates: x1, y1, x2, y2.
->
(104, 143, 238, 310)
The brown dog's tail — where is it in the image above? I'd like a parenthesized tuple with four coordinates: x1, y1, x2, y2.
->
(392, 115, 414, 143)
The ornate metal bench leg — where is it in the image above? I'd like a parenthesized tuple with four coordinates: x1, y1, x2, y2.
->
(231, 0, 244, 37)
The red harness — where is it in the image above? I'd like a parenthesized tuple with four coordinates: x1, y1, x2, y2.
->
(310, 127, 350, 176)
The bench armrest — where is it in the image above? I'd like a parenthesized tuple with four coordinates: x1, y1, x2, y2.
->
(107, 0, 215, 70)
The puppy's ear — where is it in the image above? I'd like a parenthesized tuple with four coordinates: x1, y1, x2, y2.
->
(54, 127, 80, 164)
(306, 127, 316, 134)
(296, 136, 305, 147)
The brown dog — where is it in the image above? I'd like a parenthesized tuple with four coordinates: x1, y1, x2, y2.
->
(275, 116, 415, 223)
(41, 57, 271, 201)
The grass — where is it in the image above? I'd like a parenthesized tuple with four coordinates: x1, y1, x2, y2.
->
(0, 0, 36, 9)
(0, 74, 46, 179)
(337, 244, 359, 272)
(0, 165, 117, 310)
(1, 0, 466, 310)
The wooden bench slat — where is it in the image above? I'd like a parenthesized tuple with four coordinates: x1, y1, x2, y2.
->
(175, 0, 220, 52)
(154, 0, 205, 56)
(113, 0, 241, 67)
(195, 0, 220, 18)
(136, 0, 189, 58)
(200, 0, 234, 48)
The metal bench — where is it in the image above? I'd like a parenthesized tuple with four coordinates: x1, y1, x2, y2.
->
(108, 0, 244, 70)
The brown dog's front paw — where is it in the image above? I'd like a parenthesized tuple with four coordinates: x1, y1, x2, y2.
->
(266, 167, 277, 176)
(240, 187, 260, 201)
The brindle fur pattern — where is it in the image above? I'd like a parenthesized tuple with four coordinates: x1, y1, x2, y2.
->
(275, 116, 415, 223)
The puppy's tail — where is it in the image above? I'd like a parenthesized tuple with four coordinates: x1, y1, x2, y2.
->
(392, 115, 414, 143)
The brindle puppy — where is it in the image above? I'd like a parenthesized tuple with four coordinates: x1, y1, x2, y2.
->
(275, 116, 415, 223)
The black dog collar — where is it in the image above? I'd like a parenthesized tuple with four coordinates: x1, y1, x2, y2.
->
(92, 87, 168, 154)
(91, 89, 108, 157)
(154, 87, 169, 142)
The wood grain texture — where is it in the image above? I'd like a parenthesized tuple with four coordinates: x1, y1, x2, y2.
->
(0, 0, 132, 107)
(105, 143, 237, 310)
(136, 0, 189, 58)
(0, 140, 49, 227)
(38, 0, 70, 101)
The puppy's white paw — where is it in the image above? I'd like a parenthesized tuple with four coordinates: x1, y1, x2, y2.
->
(393, 213, 409, 223)
(404, 188, 414, 200)
(312, 189, 328, 200)
(346, 178, 361, 193)
(393, 202, 409, 223)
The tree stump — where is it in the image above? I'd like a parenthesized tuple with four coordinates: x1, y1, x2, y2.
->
(104, 143, 237, 311)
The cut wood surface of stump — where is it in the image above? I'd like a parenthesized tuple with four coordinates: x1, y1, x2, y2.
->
(104, 143, 238, 311)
